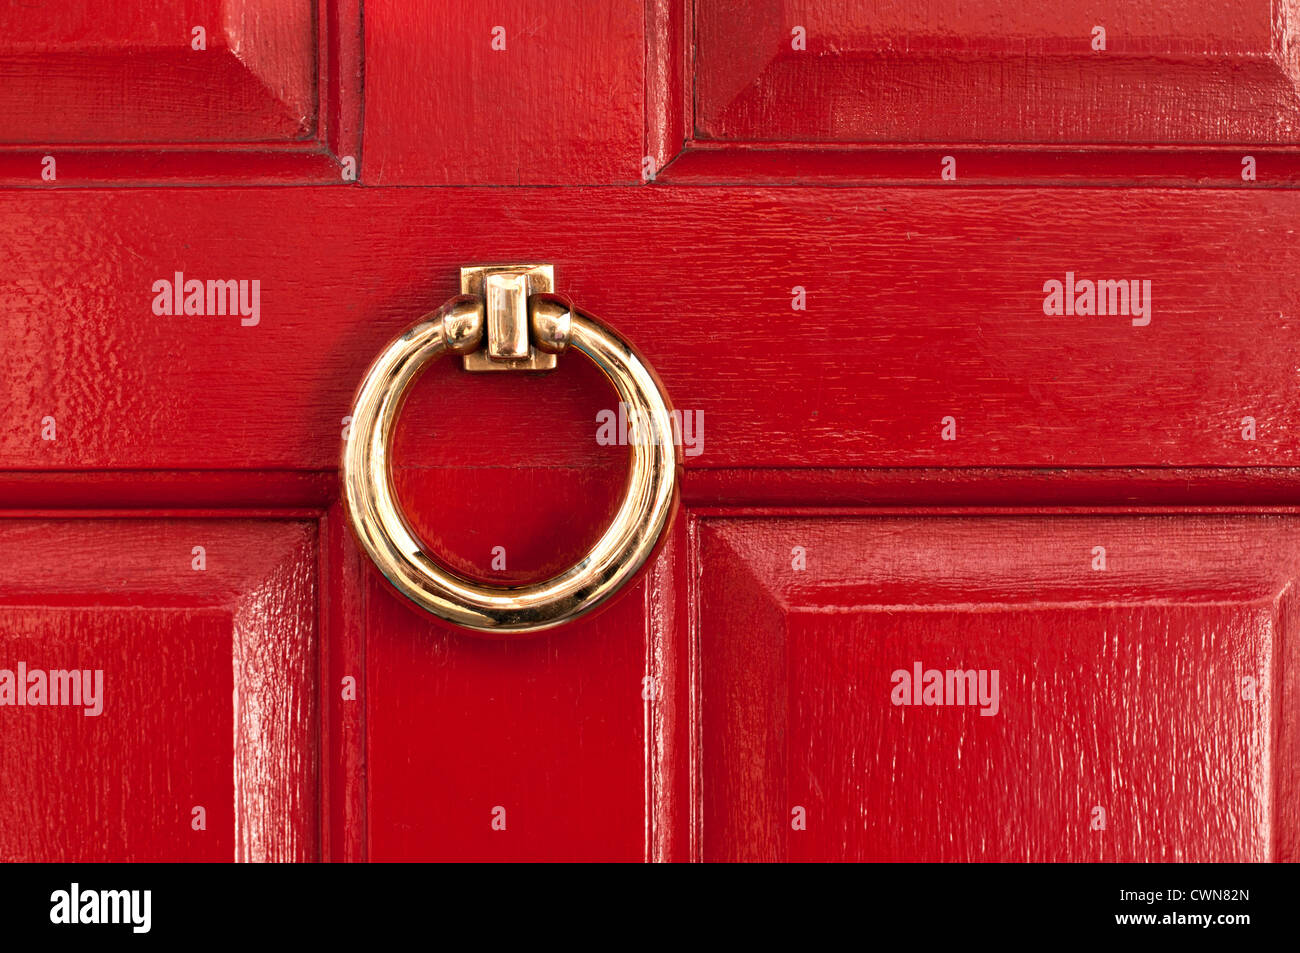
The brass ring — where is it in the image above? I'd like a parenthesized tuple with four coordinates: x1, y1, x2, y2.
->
(342, 296, 679, 634)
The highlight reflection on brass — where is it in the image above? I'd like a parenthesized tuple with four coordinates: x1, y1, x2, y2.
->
(342, 267, 679, 634)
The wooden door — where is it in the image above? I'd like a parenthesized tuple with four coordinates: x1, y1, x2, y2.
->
(1, 0, 1296, 863)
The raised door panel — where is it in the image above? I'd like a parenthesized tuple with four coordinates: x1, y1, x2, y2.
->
(0, 0, 362, 185)
(695, 0, 1300, 143)
(698, 514, 1298, 862)
(0, 519, 317, 862)
(0, 0, 316, 143)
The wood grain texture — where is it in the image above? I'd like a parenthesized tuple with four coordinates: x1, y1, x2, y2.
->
(645, 509, 694, 861)
(0, 0, 315, 143)
(698, 514, 1297, 861)
(0, 0, 360, 186)
(320, 502, 367, 861)
(0, 1, 221, 51)
(364, 569, 650, 861)
(645, 0, 691, 176)
(0, 49, 313, 144)
(362, 0, 645, 184)
(2, 187, 1299, 469)
(695, 0, 1300, 144)
(0, 519, 317, 861)
(5, 0, 1299, 867)
(657, 144, 1300, 187)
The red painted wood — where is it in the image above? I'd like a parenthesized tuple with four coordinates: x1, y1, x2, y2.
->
(695, 0, 1300, 144)
(658, 144, 1300, 187)
(0, 147, 348, 187)
(0, 1, 313, 143)
(364, 573, 650, 861)
(1, 0, 1296, 865)
(321, 502, 367, 862)
(0, 520, 317, 861)
(3, 188, 1300, 470)
(699, 514, 1296, 861)
(362, 0, 646, 184)
(645, 0, 691, 178)
(0, 0, 361, 186)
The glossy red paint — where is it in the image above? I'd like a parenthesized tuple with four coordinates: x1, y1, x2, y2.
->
(0, 0, 360, 185)
(0, 520, 317, 861)
(700, 514, 1293, 861)
(0, 0, 1296, 863)
(5, 187, 1300, 470)
(695, 1, 1300, 144)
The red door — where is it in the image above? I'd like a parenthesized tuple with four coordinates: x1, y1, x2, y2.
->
(1, 0, 1296, 863)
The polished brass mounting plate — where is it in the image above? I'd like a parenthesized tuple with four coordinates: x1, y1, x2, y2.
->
(460, 264, 558, 372)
